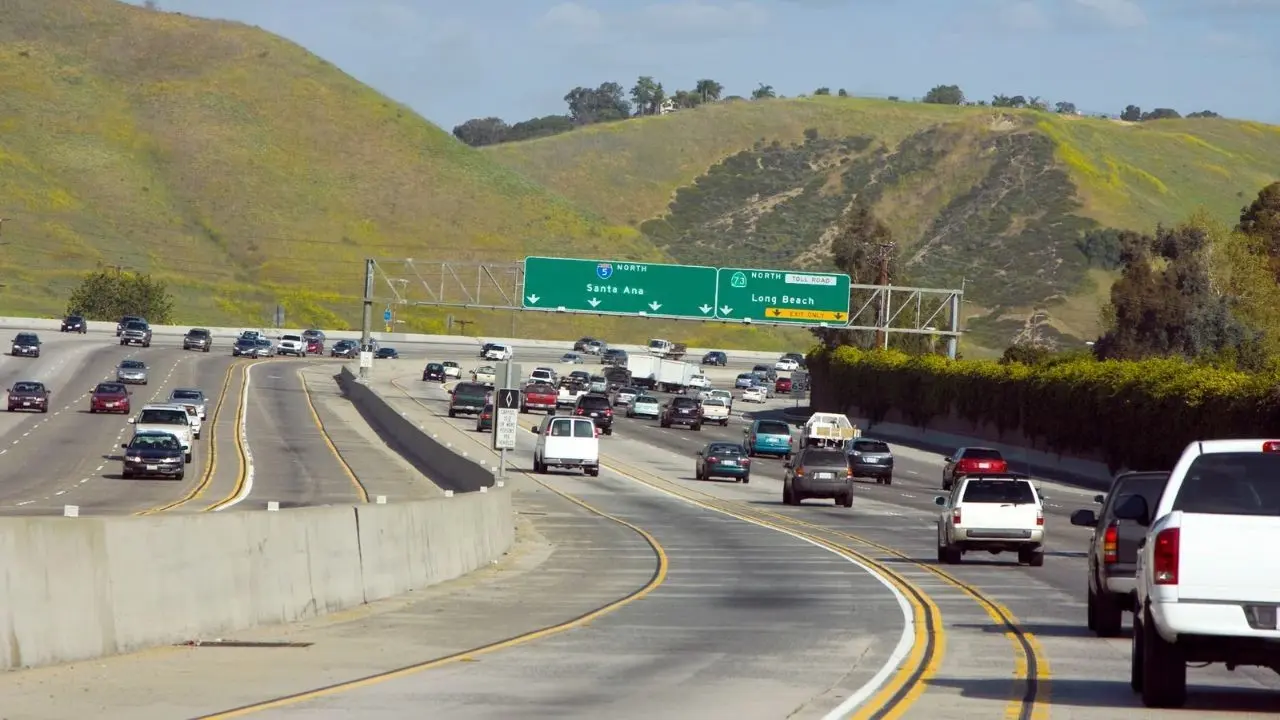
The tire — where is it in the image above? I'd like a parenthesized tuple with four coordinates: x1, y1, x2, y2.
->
(721, 419, 728, 426)
(883, 476, 893, 486)
(691, 423, 701, 432)
(1130, 616, 1145, 692)
(448, 409, 456, 418)
(840, 492, 853, 508)
(1140, 607, 1187, 708)
(937, 542, 949, 564)
(89, 408, 96, 414)
(741, 474, 750, 484)
(695, 466, 703, 480)
(204, 347, 210, 353)
(784, 454, 792, 462)
(604, 426, 612, 436)
(176, 471, 185, 481)
(1087, 588, 1098, 631)
(184, 453, 192, 464)
(586, 466, 599, 477)
(782, 484, 794, 505)
(1093, 590, 1123, 638)
(1028, 551, 1045, 567)
(122, 470, 132, 479)
(40, 407, 47, 414)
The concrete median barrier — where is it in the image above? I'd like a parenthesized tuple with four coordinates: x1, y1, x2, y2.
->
(336, 365, 495, 493)
(0, 489, 513, 671)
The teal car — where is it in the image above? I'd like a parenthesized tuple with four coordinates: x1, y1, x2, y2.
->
(744, 418, 794, 459)
(695, 441, 751, 482)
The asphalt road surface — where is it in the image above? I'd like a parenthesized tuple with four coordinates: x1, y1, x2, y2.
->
(0, 330, 426, 515)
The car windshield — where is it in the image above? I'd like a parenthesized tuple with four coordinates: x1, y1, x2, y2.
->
(444, 362, 458, 367)
(579, 396, 610, 409)
(635, 396, 657, 405)
(755, 421, 790, 435)
(454, 384, 487, 398)
(738, 373, 753, 380)
(120, 360, 145, 369)
(188, 329, 209, 337)
(529, 384, 555, 394)
(138, 409, 187, 425)
(1172, 453, 1280, 517)
(853, 441, 891, 453)
(67, 315, 83, 321)
(15, 334, 36, 343)
(95, 384, 126, 394)
(672, 397, 698, 408)
(132, 434, 179, 450)
(171, 390, 200, 400)
(708, 444, 745, 456)
(427, 364, 443, 370)
(237, 338, 255, 346)
(620, 387, 639, 394)
(962, 448, 1004, 460)
(962, 480, 1037, 504)
(704, 398, 727, 407)
(803, 450, 847, 466)
(12, 382, 41, 393)
(125, 321, 146, 330)
(282, 335, 301, 342)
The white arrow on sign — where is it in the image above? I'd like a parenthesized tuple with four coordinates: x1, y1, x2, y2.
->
(648, 301, 662, 311)
(699, 304, 712, 314)
(587, 298, 601, 308)
(719, 305, 733, 315)
(526, 294, 540, 304)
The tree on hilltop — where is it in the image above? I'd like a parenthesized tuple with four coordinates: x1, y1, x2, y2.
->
(1237, 182, 1280, 275)
(452, 117, 508, 147)
(630, 76, 667, 116)
(1054, 101, 1077, 114)
(1120, 105, 1142, 121)
(751, 83, 776, 100)
(1140, 108, 1181, 121)
(695, 79, 723, 103)
(923, 84, 964, 105)
(1187, 110, 1221, 118)
(813, 87, 830, 95)
(564, 82, 631, 124)
(66, 268, 174, 324)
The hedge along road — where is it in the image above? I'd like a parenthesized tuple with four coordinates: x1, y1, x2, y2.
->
(196, 364, 925, 720)
(394, 352, 1280, 718)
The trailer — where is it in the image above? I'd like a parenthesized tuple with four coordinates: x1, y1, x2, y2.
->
(801, 412, 858, 448)
(627, 355, 697, 393)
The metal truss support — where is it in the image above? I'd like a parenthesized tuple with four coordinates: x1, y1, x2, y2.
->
(364, 259, 964, 357)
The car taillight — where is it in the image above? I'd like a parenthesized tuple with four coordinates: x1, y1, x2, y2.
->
(1102, 524, 1118, 564)
(787, 436, 793, 445)
(995, 460, 1009, 472)
(794, 466, 804, 476)
(1036, 507, 1044, 526)
(1264, 441, 1280, 453)
(741, 458, 750, 465)
(604, 409, 612, 416)
(575, 408, 584, 415)
(707, 456, 718, 464)
(1153, 528, 1179, 585)
(952, 508, 962, 525)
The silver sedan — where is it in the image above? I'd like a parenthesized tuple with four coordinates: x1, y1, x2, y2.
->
(168, 388, 208, 420)
(116, 360, 149, 385)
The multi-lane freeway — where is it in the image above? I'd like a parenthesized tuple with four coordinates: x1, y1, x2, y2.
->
(0, 329, 437, 515)
(4, 337, 1280, 718)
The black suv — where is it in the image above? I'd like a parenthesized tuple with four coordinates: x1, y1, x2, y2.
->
(61, 315, 87, 333)
(116, 315, 145, 337)
(422, 362, 445, 382)
(1070, 471, 1170, 637)
(701, 351, 727, 366)
(183, 328, 212, 352)
(573, 393, 614, 435)
(601, 348, 628, 366)
(10, 332, 41, 358)
(660, 396, 702, 431)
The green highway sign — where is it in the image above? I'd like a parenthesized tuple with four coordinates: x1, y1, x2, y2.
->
(522, 257, 718, 319)
(715, 267, 850, 324)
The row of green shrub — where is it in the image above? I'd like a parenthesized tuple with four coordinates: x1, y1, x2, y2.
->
(806, 346, 1280, 471)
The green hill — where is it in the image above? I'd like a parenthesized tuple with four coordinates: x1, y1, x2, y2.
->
(0, 0, 800, 349)
(486, 97, 1280, 350)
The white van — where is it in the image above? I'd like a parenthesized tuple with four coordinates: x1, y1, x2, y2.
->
(532, 415, 600, 476)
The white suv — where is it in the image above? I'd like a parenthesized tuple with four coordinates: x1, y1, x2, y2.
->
(276, 334, 305, 357)
(484, 343, 512, 361)
(130, 404, 194, 463)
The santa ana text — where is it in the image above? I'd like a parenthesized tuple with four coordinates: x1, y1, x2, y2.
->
(586, 284, 646, 295)
(752, 294, 814, 306)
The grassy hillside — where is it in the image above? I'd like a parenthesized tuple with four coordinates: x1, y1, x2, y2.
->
(0, 0, 807, 350)
(486, 97, 1280, 350)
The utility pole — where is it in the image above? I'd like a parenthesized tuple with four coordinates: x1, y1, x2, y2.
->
(359, 259, 374, 379)
(874, 242, 895, 350)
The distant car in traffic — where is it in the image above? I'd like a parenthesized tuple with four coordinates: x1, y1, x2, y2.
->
(61, 314, 87, 333)
(119, 431, 186, 480)
(627, 395, 661, 419)
(232, 337, 257, 357)
(695, 442, 751, 483)
(375, 347, 399, 360)
(330, 339, 358, 358)
(167, 388, 208, 420)
(422, 363, 446, 382)
(116, 315, 144, 337)
(784, 447, 853, 507)
(734, 373, 756, 389)
(90, 382, 131, 414)
(741, 386, 767, 403)
(276, 334, 306, 357)
(471, 365, 496, 384)
(775, 377, 793, 394)
(701, 351, 727, 366)
(302, 329, 326, 344)
(251, 337, 274, 358)
(847, 438, 894, 484)
(119, 320, 152, 347)
(573, 393, 615, 435)
(116, 359, 149, 385)
(305, 338, 324, 355)
(560, 352, 584, 364)
(775, 357, 800, 372)
(601, 348, 627, 366)
(442, 361, 462, 378)
(475, 404, 495, 432)
(183, 328, 212, 352)
(7, 381, 50, 413)
(10, 332, 41, 358)
(942, 447, 1009, 491)
(483, 343, 512, 361)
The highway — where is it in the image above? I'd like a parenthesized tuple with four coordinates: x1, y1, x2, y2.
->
(0, 329, 433, 516)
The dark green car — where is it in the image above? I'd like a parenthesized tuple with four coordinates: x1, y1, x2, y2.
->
(475, 404, 494, 432)
(695, 442, 751, 483)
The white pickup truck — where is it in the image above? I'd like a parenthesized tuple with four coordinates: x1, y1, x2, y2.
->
(1128, 439, 1280, 708)
(700, 397, 731, 426)
(935, 473, 1046, 566)
(557, 384, 585, 409)
(275, 333, 306, 357)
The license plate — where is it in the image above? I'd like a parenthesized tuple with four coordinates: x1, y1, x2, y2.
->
(815, 472, 833, 479)
(977, 462, 991, 469)
(106, 402, 116, 407)
(723, 459, 738, 465)
(867, 457, 882, 463)
(146, 465, 158, 471)
(22, 402, 30, 407)
(590, 412, 599, 417)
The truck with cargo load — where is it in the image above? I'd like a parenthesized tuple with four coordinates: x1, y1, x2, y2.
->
(521, 383, 558, 414)
(627, 354, 697, 393)
(557, 383, 586, 409)
(800, 412, 858, 448)
(646, 338, 688, 360)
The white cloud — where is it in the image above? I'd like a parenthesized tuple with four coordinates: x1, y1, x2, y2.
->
(1068, 0, 1147, 28)
(639, 1, 770, 35)
(537, 2, 605, 33)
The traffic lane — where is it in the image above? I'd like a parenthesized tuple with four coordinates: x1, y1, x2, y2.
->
(0, 334, 122, 445)
(602, 414, 1280, 712)
(240, 360, 367, 508)
(433, 346, 775, 376)
(0, 340, 161, 512)
(267, 389, 909, 719)
(0, 348, 229, 515)
(68, 350, 239, 515)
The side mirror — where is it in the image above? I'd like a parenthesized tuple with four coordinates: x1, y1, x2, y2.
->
(934, 496, 948, 506)
(1069, 509, 1098, 527)
(1093, 494, 1105, 504)
(127, 418, 136, 424)
(529, 424, 539, 432)
(943, 456, 952, 463)
(1113, 495, 1151, 526)
(783, 461, 792, 469)
(120, 442, 127, 449)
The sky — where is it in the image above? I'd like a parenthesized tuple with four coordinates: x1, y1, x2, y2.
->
(124, 0, 1280, 129)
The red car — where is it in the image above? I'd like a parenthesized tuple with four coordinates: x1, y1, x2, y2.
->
(306, 339, 324, 355)
(89, 382, 131, 414)
(775, 377, 793, 394)
(941, 447, 1009, 490)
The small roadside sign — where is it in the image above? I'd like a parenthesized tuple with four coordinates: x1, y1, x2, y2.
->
(493, 388, 520, 450)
